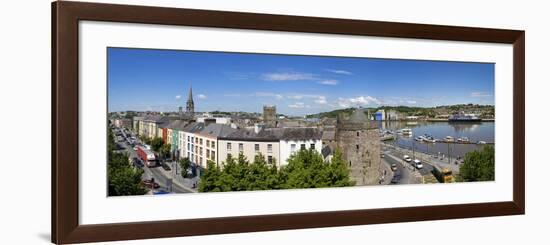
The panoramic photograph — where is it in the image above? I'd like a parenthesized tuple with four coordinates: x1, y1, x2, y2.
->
(107, 47, 495, 196)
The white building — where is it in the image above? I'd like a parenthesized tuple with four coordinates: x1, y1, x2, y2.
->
(277, 128, 323, 166)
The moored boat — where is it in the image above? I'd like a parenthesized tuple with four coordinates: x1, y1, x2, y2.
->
(457, 136, 470, 143)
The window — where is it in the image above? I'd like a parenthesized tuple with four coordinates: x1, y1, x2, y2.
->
(267, 144, 273, 153)
(310, 143, 315, 150)
(206, 140, 210, 147)
(227, 153, 232, 161)
(187, 143, 190, 151)
(300, 144, 306, 150)
(200, 138, 203, 145)
(239, 143, 244, 152)
(212, 141, 215, 148)
(207, 149, 210, 158)
(268, 156, 273, 164)
(187, 136, 190, 141)
(211, 151, 215, 161)
(200, 157, 203, 165)
(199, 147, 203, 155)
(357, 131, 360, 137)
(254, 144, 260, 152)
(356, 145, 359, 150)
(291, 144, 296, 152)
(227, 142, 232, 151)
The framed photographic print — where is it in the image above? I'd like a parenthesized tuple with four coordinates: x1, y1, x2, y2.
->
(52, 1, 525, 244)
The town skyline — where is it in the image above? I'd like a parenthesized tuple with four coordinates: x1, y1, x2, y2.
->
(108, 47, 495, 116)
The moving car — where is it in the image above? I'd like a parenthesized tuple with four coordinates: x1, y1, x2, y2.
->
(390, 174, 401, 184)
(403, 155, 412, 162)
(413, 159, 423, 169)
(391, 163, 398, 171)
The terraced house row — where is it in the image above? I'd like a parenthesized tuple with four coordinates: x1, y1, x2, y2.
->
(132, 115, 325, 169)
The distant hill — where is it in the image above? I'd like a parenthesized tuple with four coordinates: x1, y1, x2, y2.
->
(306, 104, 495, 119)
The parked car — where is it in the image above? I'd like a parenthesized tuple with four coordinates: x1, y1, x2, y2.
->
(413, 159, 423, 169)
(141, 179, 160, 189)
(403, 155, 412, 162)
(391, 163, 398, 171)
(132, 158, 144, 168)
(161, 163, 172, 171)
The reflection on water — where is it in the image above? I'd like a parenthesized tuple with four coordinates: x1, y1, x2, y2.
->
(379, 121, 495, 158)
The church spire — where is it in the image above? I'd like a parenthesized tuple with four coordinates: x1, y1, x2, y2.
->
(186, 84, 194, 115)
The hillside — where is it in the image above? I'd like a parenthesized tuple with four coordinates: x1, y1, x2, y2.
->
(306, 104, 495, 119)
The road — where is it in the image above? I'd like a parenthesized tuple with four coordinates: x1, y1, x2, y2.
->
(382, 152, 419, 184)
(114, 128, 194, 194)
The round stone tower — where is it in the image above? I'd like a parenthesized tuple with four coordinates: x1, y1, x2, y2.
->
(336, 108, 381, 186)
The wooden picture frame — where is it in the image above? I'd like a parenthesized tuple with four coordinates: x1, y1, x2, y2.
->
(52, 1, 525, 244)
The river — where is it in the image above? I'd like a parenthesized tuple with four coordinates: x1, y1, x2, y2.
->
(378, 121, 495, 158)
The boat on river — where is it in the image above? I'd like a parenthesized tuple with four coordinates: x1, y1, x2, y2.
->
(401, 128, 412, 136)
(457, 136, 470, 143)
(449, 112, 482, 122)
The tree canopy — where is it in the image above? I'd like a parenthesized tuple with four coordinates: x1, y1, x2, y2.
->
(151, 137, 164, 152)
(459, 145, 495, 182)
(198, 148, 354, 192)
(107, 129, 147, 196)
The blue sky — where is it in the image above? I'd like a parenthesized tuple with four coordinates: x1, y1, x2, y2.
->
(108, 47, 494, 116)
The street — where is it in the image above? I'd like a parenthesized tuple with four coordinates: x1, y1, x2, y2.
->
(114, 128, 196, 194)
(382, 151, 420, 184)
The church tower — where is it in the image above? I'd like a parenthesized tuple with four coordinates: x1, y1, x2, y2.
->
(186, 85, 194, 115)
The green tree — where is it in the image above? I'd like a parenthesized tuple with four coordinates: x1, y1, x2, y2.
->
(179, 157, 191, 178)
(197, 149, 353, 193)
(160, 143, 171, 159)
(459, 145, 495, 182)
(107, 128, 146, 196)
(198, 160, 223, 192)
(280, 148, 354, 189)
(151, 137, 164, 152)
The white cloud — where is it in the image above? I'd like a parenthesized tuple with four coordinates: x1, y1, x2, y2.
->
(317, 79, 339, 85)
(261, 72, 317, 81)
(288, 102, 309, 109)
(253, 92, 284, 100)
(470, 91, 493, 97)
(287, 95, 304, 100)
(198, 94, 207, 99)
(223, 93, 241, 97)
(314, 96, 328, 105)
(406, 100, 417, 104)
(175, 95, 181, 100)
(325, 69, 353, 75)
(338, 96, 381, 108)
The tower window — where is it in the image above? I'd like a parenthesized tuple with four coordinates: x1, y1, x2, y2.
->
(357, 132, 360, 137)
(356, 145, 359, 150)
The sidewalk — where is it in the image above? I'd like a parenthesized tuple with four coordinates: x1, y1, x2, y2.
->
(156, 162, 199, 193)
